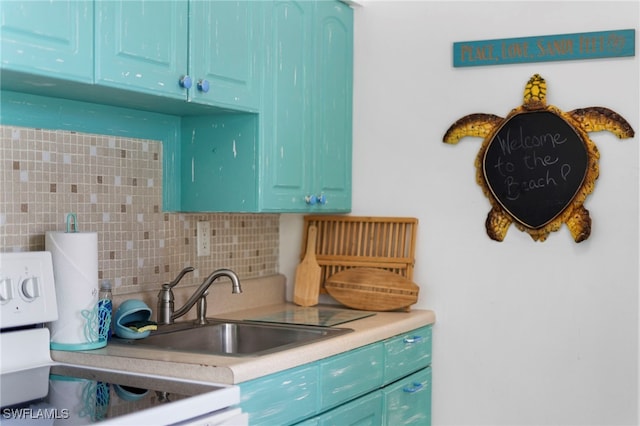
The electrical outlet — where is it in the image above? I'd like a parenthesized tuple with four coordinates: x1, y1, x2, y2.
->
(196, 221, 211, 257)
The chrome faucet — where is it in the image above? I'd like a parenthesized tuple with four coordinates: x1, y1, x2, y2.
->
(157, 268, 242, 325)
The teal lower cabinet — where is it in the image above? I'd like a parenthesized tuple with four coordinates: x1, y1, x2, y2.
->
(383, 368, 432, 425)
(239, 325, 433, 425)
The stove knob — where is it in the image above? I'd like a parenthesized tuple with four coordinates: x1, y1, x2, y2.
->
(0, 278, 12, 304)
(20, 277, 40, 301)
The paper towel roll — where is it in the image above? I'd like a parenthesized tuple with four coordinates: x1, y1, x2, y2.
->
(45, 231, 104, 350)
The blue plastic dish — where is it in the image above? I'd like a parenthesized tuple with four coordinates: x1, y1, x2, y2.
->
(114, 299, 152, 340)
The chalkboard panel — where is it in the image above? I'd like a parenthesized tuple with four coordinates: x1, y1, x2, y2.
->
(482, 111, 588, 229)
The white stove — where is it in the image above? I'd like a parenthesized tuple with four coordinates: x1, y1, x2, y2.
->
(0, 252, 247, 425)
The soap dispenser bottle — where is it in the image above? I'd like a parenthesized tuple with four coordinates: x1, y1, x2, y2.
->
(98, 280, 113, 341)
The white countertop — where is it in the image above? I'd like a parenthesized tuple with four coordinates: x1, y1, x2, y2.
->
(52, 302, 435, 385)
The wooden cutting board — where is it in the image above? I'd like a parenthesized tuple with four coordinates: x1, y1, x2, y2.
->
(293, 225, 321, 307)
(325, 267, 419, 311)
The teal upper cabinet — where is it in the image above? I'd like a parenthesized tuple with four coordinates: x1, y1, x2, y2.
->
(95, 1, 188, 100)
(180, 0, 353, 213)
(180, 113, 260, 212)
(260, 1, 314, 211)
(260, 0, 353, 212)
(96, 0, 261, 111)
(312, 1, 353, 211)
(0, 0, 93, 83)
(189, 1, 261, 110)
(1, 0, 351, 214)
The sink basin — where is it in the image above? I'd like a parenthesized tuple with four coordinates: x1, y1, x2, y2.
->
(113, 320, 352, 357)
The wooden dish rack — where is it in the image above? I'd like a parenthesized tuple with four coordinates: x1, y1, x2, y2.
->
(301, 215, 418, 294)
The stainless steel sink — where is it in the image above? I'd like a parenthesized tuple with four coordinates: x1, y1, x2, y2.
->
(113, 319, 352, 357)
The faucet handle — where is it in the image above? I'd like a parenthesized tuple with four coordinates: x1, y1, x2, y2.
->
(166, 266, 195, 289)
(157, 266, 194, 325)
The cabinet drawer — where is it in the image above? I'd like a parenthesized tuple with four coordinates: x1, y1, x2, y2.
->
(319, 343, 384, 410)
(384, 325, 432, 384)
(383, 367, 432, 426)
(240, 364, 319, 426)
(297, 389, 383, 426)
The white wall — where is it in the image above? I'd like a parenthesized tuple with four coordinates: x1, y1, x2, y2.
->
(280, 1, 639, 425)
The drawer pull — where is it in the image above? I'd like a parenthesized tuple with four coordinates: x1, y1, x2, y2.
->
(403, 382, 424, 393)
(403, 335, 423, 344)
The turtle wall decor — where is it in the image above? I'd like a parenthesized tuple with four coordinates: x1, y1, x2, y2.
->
(443, 74, 634, 243)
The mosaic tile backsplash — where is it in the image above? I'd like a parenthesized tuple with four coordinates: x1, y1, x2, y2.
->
(0, 126, 279, 295)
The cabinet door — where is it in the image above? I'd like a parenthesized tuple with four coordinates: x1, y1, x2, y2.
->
(0, 0, 93, 82)
(312, 0, 353, 211)
(383, 367, 432, 426)
(95, 0, 188, 99)
(189, 1, 261, 110)
(260, 0, 314, 210)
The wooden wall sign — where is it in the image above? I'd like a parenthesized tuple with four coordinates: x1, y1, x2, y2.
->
(453, 29, 635, 67)
(443, 74, 635, 242)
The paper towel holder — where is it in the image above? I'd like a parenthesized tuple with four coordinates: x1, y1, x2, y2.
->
(66, 213, 78, 233)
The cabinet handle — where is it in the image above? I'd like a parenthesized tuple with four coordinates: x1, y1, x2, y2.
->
(197, 79, 210, 93)
(403, 382, 424, 393)
(179, 75, 193, 89)
(403, 335, 423, 344)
